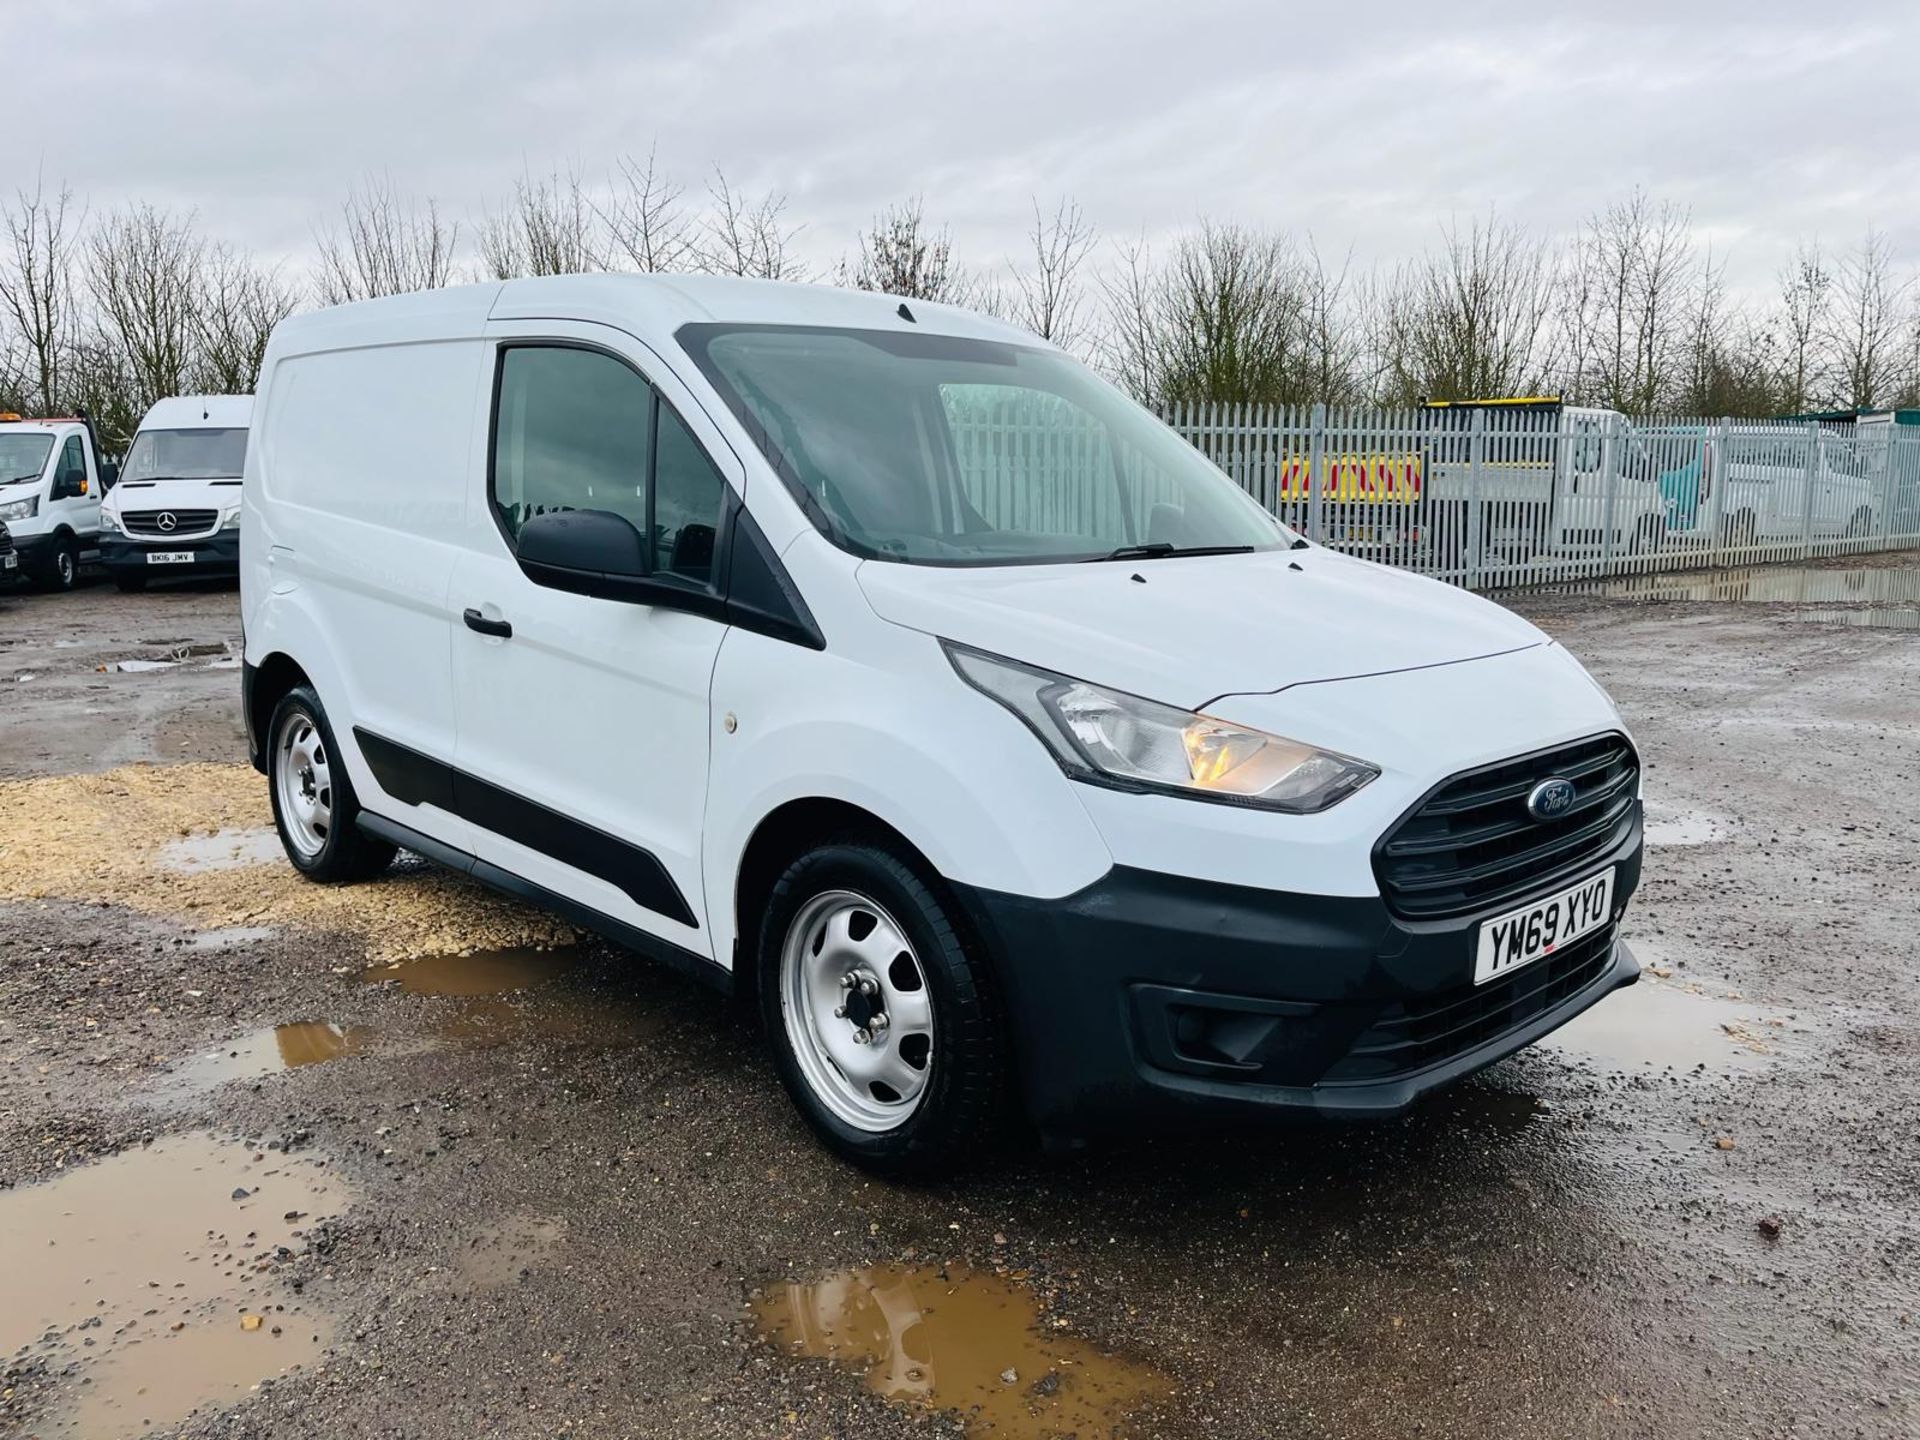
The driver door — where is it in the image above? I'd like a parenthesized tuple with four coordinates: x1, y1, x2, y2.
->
(448, 323, 739, 960)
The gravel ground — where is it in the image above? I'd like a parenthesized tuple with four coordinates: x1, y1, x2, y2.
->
(1, 564, 1916, 1439)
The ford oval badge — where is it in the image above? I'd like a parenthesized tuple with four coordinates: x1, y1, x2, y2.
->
(1526, 777, 1577, 822)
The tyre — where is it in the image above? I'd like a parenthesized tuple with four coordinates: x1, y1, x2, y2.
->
(1721, 511, 1756, 549)
(112, 570, 148, 593)
(1630, 515, 1667, 556)
(265, 684, 396, 882)
(1845, 506, 1873, 539)
(33, 535, 78, 592)
(759, 839, 1008, 1175)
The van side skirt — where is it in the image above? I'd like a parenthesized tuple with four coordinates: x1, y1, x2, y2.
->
(355, 810, 731, 997)
(353, 726, 698, 929)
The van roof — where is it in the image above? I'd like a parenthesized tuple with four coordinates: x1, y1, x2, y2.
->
(136, 395, 253, 430)
(268, 274, 1042, 358)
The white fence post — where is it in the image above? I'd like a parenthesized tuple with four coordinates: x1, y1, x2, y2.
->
(1466, 408, 1487, 590)
(1306, 402, 1328, 543)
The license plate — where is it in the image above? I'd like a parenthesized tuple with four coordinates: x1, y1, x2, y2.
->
(2, 552, 15, 570)
(1474, 868, 1615, 985)
(147, 551, 195, 565)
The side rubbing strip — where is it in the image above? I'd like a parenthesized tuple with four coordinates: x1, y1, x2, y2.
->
(352, 727, 697, 929)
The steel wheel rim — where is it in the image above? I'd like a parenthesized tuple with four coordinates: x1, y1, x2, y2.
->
(779, 888, 935, 1133)
(57, 548, 74, 586)
(273, 709, 333, 859)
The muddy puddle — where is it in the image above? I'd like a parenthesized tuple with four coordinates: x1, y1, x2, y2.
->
(158, 826, 284, 872)
(1546, 974, 1794, 1073)
(146, 946, 656, 1101)
(752, 1263, 1171, 1438)
(0, 1132, 351, 1439)
(360, 943, 581, 996)
(1579, 563, 1920, 607)
(146, 1022, 372, 1100)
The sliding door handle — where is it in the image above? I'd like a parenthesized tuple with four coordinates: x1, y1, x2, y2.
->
(463, 607, 513, 639)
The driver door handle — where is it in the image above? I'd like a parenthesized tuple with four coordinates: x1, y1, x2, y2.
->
(463, 607, 512, 639)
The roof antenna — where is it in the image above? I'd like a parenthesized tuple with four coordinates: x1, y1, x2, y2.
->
(897, 302, 916, 323)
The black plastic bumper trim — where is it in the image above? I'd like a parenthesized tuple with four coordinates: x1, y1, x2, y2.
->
(950, 806, 1642, 1142)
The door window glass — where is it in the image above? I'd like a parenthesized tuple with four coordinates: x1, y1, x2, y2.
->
(492, 346, 653, 540)
(652, 403, 726, 581)
(56, 436, 86, 495)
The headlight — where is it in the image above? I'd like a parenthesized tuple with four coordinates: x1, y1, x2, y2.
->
(944, 642, 1378, 813)
(220, 506, 241, 531)
(0, 495, 37, 522)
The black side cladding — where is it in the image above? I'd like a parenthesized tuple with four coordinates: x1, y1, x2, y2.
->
(351, 727, 697, 928)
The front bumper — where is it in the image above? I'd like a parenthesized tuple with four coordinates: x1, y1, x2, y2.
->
(100, 531, 239, 575)
(952, 804, 1643, 1143)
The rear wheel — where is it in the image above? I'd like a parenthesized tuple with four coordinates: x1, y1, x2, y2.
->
(33, 535, 78, 592)
(1721, 510, 1757, 549)
(266, 685, 396, 882)
(1846, 506, 1873, 539)
(1630, 514, 1667, 555)
(759, 839, 1008, 1175)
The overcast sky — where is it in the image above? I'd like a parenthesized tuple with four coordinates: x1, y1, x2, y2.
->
(9, 0, 1918, 298)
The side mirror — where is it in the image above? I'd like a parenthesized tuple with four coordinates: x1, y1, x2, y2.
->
(100, 462, 119, 491)
(516, 508, 724, 620)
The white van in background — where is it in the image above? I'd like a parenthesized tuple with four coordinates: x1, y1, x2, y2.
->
(241, 276, 1644, 1172)
(0, 412, 114, 590)
(99, 396, 252, 591)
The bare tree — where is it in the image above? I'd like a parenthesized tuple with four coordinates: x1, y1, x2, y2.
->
(1100, 235, 1160, 399)
(195, 244, 299, 393)
(1825, 229, 1911, 411)
(1376, 213, 1557, 403)
(1007, 198, 1096, 350)
(0, 175, 81, 414)
(479, 166, 600, 279)
(848, 197, 962, 301)
(600, 147, 695, 273)
(1107, 222, 1316, 406)
(1774, 242, 1832, 414)
(87, 204, 205, 426)
(1568, 191, 1695, 412)
(313, 176, 459, 303)
(700, 170, 804, 281)
(1299, 238, 1364, 403)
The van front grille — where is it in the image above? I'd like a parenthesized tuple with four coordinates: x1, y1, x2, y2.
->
(1373, 734, 1638, 921)
(122, 509, 217, 537)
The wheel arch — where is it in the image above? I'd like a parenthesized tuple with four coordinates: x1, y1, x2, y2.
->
(731, 796, 947, 1023)
(245, 651, 313, 775)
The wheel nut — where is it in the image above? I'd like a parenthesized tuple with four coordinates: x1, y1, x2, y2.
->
(839, 973, 855, 990)
(852, 1027, 870, 1045)
(859, 977, 878, 997)
(868, 1013, 889, 1034)
(833, 1005, 846, 1019)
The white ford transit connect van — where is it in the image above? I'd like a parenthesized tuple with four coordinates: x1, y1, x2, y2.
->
(242, 276, 1643, 1172)
(100, 396, 252, 591)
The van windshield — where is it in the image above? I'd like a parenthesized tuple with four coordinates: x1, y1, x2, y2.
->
(0, 433, 53, 483)
(679, 323, 1288, 565)
(122, 427, 248, 482)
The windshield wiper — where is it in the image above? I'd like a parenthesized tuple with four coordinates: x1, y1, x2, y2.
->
(1085, 542, 1256, 563)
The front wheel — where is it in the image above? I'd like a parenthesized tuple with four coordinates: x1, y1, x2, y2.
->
(1845, 506, 1873, 539)
(266, 685, 396, 882)
(759, 840, 1008, 1175)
